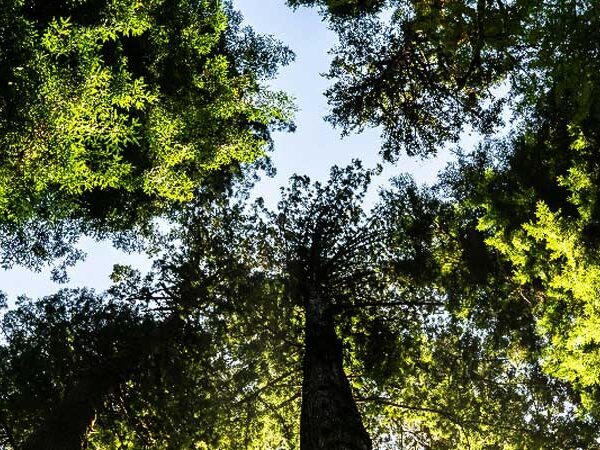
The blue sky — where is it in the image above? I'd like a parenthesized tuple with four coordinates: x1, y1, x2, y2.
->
(239, 0, 452, 200)
(0, 0, 453, 303)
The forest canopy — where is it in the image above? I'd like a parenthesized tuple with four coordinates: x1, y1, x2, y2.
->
(2, 0, 600, 449)
(0, 0, 294, 227)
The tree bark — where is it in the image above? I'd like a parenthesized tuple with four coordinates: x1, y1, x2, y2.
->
(300, 291, 372, 450)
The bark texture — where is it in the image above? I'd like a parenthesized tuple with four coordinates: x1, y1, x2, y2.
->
(300, 291, 372, 450)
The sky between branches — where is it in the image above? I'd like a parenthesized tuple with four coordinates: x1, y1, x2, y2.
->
(0, 0, 454, 303)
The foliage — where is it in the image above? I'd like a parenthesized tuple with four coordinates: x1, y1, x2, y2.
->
(4, 0, 600, 448)
(287, 0, 600, 160)
(287, 0, 386, 17)
(0, 185, 302, 449)
(431, 0, 600, 418)
(0, 0, 294, 229)
(286, 1, 600, 442)
(157, 165, 600, 447)
(446, 131, 600, 420)
(2, 163, 599, 448)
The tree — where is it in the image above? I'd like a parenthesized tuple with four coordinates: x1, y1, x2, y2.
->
(286, 0, 597, 160)
(257, 163, 597, 449)
(434, 0, 600, 420)
(3, 163, 599, 449)
(0, 0, 294, 232)
(0, 281, 289, 449)
(0, 290, 162, 450)
(0, 186, 302, 450)
(157, 163, 599, 448)
(287, 0, 600, 435)
(441, 97, 600, 419)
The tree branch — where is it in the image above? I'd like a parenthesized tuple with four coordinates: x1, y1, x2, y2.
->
(334, 300, 444, 311)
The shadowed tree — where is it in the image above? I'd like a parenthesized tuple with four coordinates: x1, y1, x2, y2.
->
(274, 165, 379, 450)
(286, 0, 600, 161)
(2, 164, 599, 449)
(200, 162, 595, 448)
(0, 290, 165, 450)
(284, 0, 600, 436)
(0, 185, 302, 450)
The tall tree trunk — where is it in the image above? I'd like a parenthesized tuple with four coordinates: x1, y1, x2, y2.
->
(300, 291, 372, 450)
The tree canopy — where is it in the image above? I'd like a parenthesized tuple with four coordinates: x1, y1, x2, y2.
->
(288, 0, 599, 159)
(3, 0, 600, 449)
(0, 0, 294, 229)
(433, 0, 600, 422)
(3, 165, 599, 448)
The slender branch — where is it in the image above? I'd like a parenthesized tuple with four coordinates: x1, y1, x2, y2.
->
(360, 396, 527, 433)
(358, 396, 462, 424)
(334, 300, 444, 311)
(235, 370, 298, 406)
(275, 390, 301, 410)
(326, 230, 383, 268)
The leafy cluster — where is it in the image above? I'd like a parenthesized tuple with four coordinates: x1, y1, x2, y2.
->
(289, 0, 599, 160)
(0, 0, 294, 227)
(3, 0, 600, 449)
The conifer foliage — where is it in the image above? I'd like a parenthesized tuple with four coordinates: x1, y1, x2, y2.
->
(0, 0, 293, 226)
(3, 0, 600, 449)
